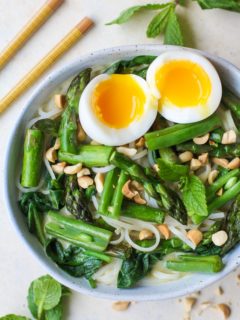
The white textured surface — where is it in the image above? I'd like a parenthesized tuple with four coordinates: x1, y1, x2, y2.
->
(1, 1, 240, 319)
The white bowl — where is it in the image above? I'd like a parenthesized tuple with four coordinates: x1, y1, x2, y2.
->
(4, 45, 240, 301)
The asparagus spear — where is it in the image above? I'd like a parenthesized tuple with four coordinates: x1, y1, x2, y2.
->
(222, 88, 240, 122)
(222, 196, 240, 255)
(28, 203, 45, 245)
(59, 68, 91, 153)
(45, 210, 112, 252)
(110, 171, 128, 219)
(159, 147, 178, 163)
(65, 175, 93, 222)
(166, 255, 224, 273)
(122, 200, 165, 223)
(21, 129, 44, 188)
(145, 114, 221, 150)
(206, 169, 240, 201)
(98, 168, 119, 215)
(208, 181, 240, 212)
(58, 145, 114, 167)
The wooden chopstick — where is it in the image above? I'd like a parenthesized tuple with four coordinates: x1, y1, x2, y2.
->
(0, 17, 94, 114)
(0, 0, 64, 70)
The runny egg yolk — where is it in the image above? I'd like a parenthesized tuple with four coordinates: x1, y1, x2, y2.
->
(155, 60, 212, 108)
(91, 74, 145, 129)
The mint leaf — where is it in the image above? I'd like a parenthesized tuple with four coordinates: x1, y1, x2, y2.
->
(180, 175, 208, 224)
(33, 275, 62, 318)
(157, 159, 188, 181)
(146, 5, 172, 38)
(164, 9, 184, 45)
(0, 316, 30, 320)
(45, 303, 62, 320)
(27, 282, 38, 319)
(194, 0, 240, 12)
(106, 3, 171, 25)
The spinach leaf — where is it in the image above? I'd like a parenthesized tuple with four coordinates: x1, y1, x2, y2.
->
(106, 3, 171, 25)
(45, 240, 102, 279)
(180, 175, 208, 224)
(27, 202, 45, 245)
(157, 159, 188, 182)
(117, 252, 158, 288)
(194, 0, 240, 12)
(146, 5, 172, 38)
(0, 316, 30, 320)
(164, 8, 184, 45)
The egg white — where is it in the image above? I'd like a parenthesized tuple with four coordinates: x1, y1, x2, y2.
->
(79, 74, 158, 146)
(146, 50, 222, 124)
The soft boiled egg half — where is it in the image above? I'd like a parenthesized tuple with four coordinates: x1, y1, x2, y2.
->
(146, 50, 222, 123)
(79, 74, 158, 146)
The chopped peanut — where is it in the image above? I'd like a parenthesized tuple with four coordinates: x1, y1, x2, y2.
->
(78, 176, 94, 189)
(64, 163, 82, 175)
(133, 193, 146, 205)
(208, 170, 219, 185)
(217, 303, 231, 319)
(193, 133, 209, 145)
(53, 138, 60, 150)
(94, 173, 105, 193)
(122, 180, 138, 199)
(221, 129, 237, 144)
(227, 157, 240, 169)
(117, 146, 137, 157)
(190, 158, 202, 171)
(135, 137, 145, 148)
(212, 230, 228, 246)
(216, 188, 223, 196)
(77, 168, 91, 178)
(139, 229, 154, 240)
(212, 158, 229, 168)
(157, 224, 171, 240)
(198, 153, 208, 165)
(112, 301, 131, 311)
(54, 94, 66, 109)
(215, 286, 224, 296)
(187, 229, 203, 246)
(131, 180, 144, 191)
(184, 297, 197, 313)
(46, 147, 57, 163)
(51, 162, 66, 174)
(179, 151, 193, 163)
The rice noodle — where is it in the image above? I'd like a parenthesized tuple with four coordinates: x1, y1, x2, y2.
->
(218, 108, 238, 133)
(16, 177, 45, 193)
(26, 109, 62, 130)
(92, 258, 122, 286)
(131, 149, 148, 161)
(165, 215, 189, 229)
(91, 195, 99, 210)
(196, 164, 211, 183)
(92, 165, 115, 173)
(168, 225, 196, 250)
(150, 260, 184, 282)
(208, 212, 225, 219)
(144, 191, 159, 208)
(110, 228, 125, 245)
(147, 150, 155, 167)
(44, 156, 56, 180)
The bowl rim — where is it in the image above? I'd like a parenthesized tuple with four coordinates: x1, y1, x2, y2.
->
(4, 44, 240, 301)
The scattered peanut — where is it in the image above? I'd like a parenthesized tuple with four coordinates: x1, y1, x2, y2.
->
(212, 230, 228, 246)
(217, 303, 231, 319)
(122, 180, 138, 199)
(117, 146, 137, 157)
(157, 224, 171, 240)
(54, 94, 66, 109)
(179, 151, 193, 163)
(64, 163, 82, 175)
(46, 147, 57, 163)
(198, 153, 208, 165)
(209, 140, 217, 146)
(215, 286, 224, 296)
(221, 129, 237, 145)
(78, 176, 94, 189)
(94, 172, 105, 193)
(131, 180, 144, 191)
(208, 170, 219, 185)
(187, 229, 203, 246)
(112, 301, 131, 311)
(184, 297, 197, 313)
(227, 157, 240, 169)
(212, 158, 229, 168)
(133, 193, 146, 205)
(53, 137, 60, 150)
(153, 164, 159, 172)
(51, 162, 66, 174)
(77, 168, 91, 178)
(135, 137, 145, 148)
(193, 133, 210, 145)
(216, 188, 223, 196)
(77, 122, 86, 142)
(139, 229, 154, 240)
(190, 158, 202, 171)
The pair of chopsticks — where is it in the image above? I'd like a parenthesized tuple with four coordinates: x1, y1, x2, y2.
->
(0, 0, 94, 114)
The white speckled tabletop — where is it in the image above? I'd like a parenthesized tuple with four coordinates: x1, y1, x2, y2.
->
(1, 1, 240, 319)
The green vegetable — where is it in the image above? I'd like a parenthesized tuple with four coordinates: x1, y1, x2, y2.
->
(122, 201, 165, 223)
(110, 170, 128, 219)
(65, 175, 93, 222)
(201, 221, 222, 246)
(45, 211, 113, 252)
(156, 159, 188, 182)
(180, 175, 208, 224)
(27, 202, 45, 245)
(210, 128, 225, 143)
(117, 252, 158, 288)
(106, 3, 170, 25)
(224, 176, 238, 190)
(208, 181, 240, 212)
(222, 196, 240, 255)
(98, 168, 119, 215)
(33, 118, 60, 137)
(159, 147, 178, 164)
(59, 68, 91, 153)
(164, 6, 183, 45)
(145, 114, 221, 150)
(58, 145, 114, 167)
(194, 0, 240, 12)
(106, 243, 132, 259)
(166, 254, 224, 273)
(21, 129, 44, 188)
(146, 5, 172, 38)
(222, 88, 240, 122)
(0, 316, 30, 320)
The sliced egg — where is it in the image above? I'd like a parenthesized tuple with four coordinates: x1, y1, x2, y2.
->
(79, 74, 158, 146)
(146, 51, 222, 123)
